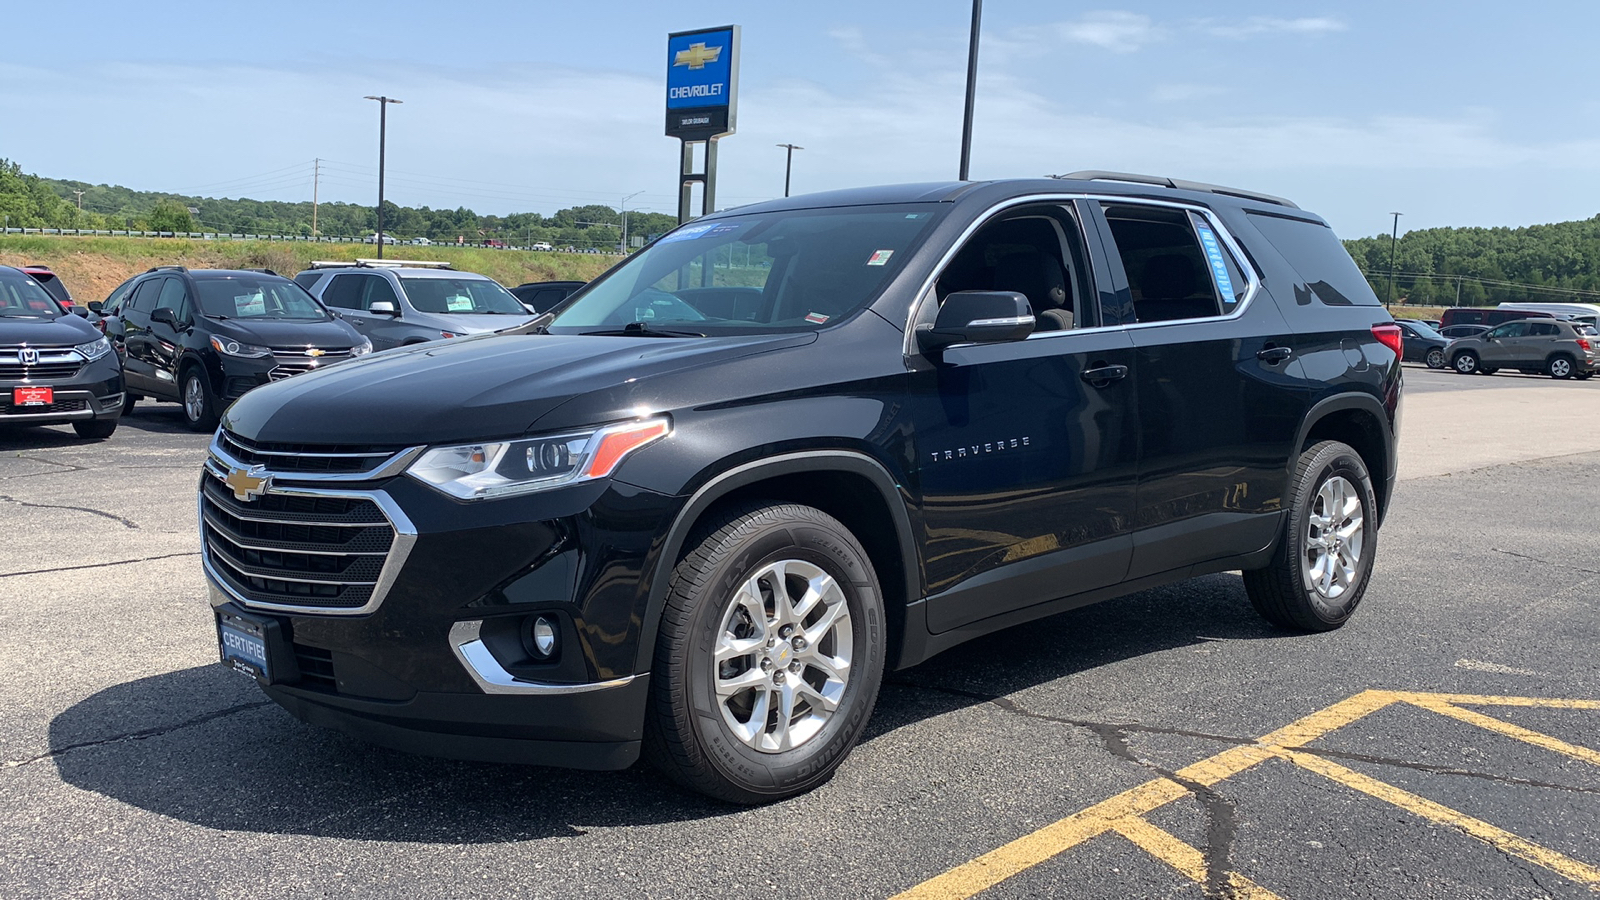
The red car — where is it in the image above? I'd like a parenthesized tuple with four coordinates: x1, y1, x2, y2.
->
(17, 265, 78, 314)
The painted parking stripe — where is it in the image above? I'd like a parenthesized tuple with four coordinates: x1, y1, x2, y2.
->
(893, 690, 1600, 900)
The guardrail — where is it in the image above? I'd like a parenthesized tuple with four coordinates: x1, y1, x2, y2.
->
(0, 227, 624, 255)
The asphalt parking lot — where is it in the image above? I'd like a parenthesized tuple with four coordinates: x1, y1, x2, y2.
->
(3, 365, 1599, 899)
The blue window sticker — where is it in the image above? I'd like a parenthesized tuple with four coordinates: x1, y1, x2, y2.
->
(1193, 221, 1235, 300)
(657, 221, 743, 244)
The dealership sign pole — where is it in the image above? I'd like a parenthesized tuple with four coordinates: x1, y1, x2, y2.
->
(666, 25, 739, 224)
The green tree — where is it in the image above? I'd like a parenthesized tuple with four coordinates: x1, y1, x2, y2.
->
(145, 199, 194, 233)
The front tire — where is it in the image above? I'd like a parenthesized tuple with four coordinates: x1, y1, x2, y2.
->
(1452, 351, 1479, 374)
(181, 367, 219, 431)
(1424, 348, 1445, 369)
(1244, 441, 1377, 632)
(644, 503, 886, 804)
(72, 418, 118, 440)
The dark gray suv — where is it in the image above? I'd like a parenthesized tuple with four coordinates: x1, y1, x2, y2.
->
(296, 262, 538, 349)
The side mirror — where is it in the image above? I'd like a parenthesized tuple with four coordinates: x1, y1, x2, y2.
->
(87, 301, 104, 314)
(368, 301, 400, 316)
(916, 291, 1035, 353)
(68, 305, 91, 317)
(150, 307, 178, 327)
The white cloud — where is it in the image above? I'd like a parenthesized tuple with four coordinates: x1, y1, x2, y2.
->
(1149, 83, 1228, 103)
(1052, 11, 1162, 53)
(1199, 17, 1348, 40)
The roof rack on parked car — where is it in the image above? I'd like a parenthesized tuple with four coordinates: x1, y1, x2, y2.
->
(307, 259, 453, 270)
(1051, 170, 1299, 210)
(146, 265, 188, 273)
(244, 268, 280, 276)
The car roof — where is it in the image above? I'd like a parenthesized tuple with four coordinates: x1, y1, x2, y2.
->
(298, 266, 488, 279)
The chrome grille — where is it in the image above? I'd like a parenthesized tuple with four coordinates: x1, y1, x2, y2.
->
(219, 429, 403, 475)
(0, 346, 84, 379)
(267, 347, 353, 381)
(200, 438, 419, 616)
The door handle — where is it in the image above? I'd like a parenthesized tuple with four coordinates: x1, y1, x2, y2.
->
(1081, 364, 1128, 387)
(1256, 346, 1293, 364)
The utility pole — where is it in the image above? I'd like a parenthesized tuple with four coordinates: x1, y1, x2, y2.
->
(775, 144, 803, 197)
(363, 95, 403, 259)
(1386, 211, 1402, 308)
(620, 190, 644, 253)
(72, 190, 85, 209)
(312, 158, 320, 237)
(958, 0, 983, 181)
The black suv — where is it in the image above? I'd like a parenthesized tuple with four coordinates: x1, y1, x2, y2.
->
(0, 266, 123, 438)
(202, 174, 1401, 803)
(98, 267, 369, 429)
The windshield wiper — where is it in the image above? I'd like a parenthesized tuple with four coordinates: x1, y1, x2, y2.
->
(579, 321, 705, 338)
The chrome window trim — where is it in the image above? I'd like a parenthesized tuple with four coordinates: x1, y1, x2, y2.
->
(448, 620, 637, 695)
(902, 192, 1264, 356)
(208, 431, 424, 482)
(198, 473, 418, 617)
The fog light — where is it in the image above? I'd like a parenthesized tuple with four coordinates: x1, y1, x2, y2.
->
(530, 616, 558, 659)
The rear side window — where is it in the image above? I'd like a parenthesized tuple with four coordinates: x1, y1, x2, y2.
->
(1100, 203, 1223, 323)
(1246, 211, 1380, 306)
(321, 274, 365, 310)
(1527, 322, 1559, 336)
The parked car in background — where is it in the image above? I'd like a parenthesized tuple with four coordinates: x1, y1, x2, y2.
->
(1439, 324, 1491, 340)
(296, 260, 538, 349)
(531, 241, 553, 252)
(1439, 306, 1555, 329)
(409, 237, 433, 246)
(98, 267, 369, 429)
(0, 265, 123, 439)
(363, 233, 397, 245)
(1393, 318, 1449, 368)
(18, 265, 80, 315)
(508, 280, 586, 313)
(1445, 318, 1596, 379)
(1497, 302, 1600, 330)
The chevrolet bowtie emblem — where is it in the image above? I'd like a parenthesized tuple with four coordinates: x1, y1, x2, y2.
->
(225, 465, 271, 503)
(305, 348, 325, 358)
(674, 42, 722, 70)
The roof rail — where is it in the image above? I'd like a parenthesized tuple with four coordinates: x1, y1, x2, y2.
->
(1052, 170, 1299, 209)
(245, 268, 279, 276)
(307, 259, 453, 270)
(145, 265, 188, 273)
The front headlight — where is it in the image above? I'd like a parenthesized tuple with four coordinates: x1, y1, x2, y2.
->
(75, 336, 112, 361)
(210, 336, 273, 358)
(407, 417, 670, 500)
(350, 338, 373, 356)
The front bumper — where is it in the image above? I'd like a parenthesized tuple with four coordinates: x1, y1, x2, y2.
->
(199, 446, 682, 768)
(0, 360, 123, 426)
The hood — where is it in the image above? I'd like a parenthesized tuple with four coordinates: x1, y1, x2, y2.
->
(223, 331, 814, 445)
(0, 314, 100, 346)
(209, 316, 362, 348)
(415, 311, 539, 336)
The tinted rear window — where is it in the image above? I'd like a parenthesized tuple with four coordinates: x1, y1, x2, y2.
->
(1246, 212, 1380, 307)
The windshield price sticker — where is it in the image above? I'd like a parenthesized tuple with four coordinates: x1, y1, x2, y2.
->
(805, 312, 830, 324)
(1194, 223, 1235, 299)
(867, 249, 894, 266)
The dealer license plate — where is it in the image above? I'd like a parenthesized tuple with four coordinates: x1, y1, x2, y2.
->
(218, 613, 272, 682)
(13, 386, 52, 406)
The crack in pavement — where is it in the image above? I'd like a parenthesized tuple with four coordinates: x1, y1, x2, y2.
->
(0, 551, 201, 579)
(1491, 547, 1600, 577)
(1, 455, 87, 472)
(0, 494, 138, 528)
(2, 700, 274, 770)
(890, 680, 1600, 896)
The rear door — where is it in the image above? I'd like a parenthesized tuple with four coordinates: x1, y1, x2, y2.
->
(1091, 200, 1309, 579)
(909, 201, 1141, 632)
(1521, 321, 1562, 367)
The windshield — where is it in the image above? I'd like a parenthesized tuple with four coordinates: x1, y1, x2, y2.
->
(547, 204, 944, 335)
(195, 277, 329, 320)
(1402, 319, 1443, 339)
(0, 271, 64, 317)
(400, 277, 527, 314)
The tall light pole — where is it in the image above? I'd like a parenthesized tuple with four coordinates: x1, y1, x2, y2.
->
(363, 95, 402, 259)
(958, 0, 983, 180)
(620, 190, 644, 253)
(775, 143, 803, 197)
(1386, 211, 1402, 308)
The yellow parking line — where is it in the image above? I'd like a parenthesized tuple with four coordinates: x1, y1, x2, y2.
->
(1402, 692, 1600, 710)
(1111, 816, 1285, 900)
(1277, 748, 1600, 888)
(1403, 697, 1600, 767)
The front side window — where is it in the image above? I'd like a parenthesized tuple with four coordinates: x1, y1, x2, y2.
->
(194, 278, 329, 320)
(934, 205, 1091, 331)
(128, 278, 162, 313)
(548, 204, 944, 335)
(360, 275, 401, 309)
(1486, 322, 1528, 339)
(399, 277, 525, 315)
(1101, 203, 1224, 323)
(155, 277, 190, 323)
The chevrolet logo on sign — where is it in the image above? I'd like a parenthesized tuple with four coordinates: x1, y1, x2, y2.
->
(225, 466, 271, 503)
(673, 42, 721, 70)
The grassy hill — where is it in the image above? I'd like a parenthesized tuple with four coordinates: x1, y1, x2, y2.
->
(0, 235, 619, 304)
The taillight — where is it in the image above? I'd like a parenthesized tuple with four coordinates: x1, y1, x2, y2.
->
(1578, 337, 1592, 351)
(1372, 324, 1404, 358)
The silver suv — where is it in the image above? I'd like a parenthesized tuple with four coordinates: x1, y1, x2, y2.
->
(1446, 318, 1598, 379)
(295, 261, 537, 349)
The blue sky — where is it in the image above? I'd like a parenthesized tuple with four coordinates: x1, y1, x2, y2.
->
(3, 1, 1597, 238)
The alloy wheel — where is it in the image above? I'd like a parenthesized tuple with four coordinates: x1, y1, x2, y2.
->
(1302, 475, 1364, 600)
(184, 375, 205, 422)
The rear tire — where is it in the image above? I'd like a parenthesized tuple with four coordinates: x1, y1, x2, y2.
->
(72, 418, 118, 440)
(1244, 441, 1376, 632)
(643, 502, 886, 804)
(1548, 355, 1575, 379)
(121, 393, 138, 416)
(1451, 351, 1479, 374)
